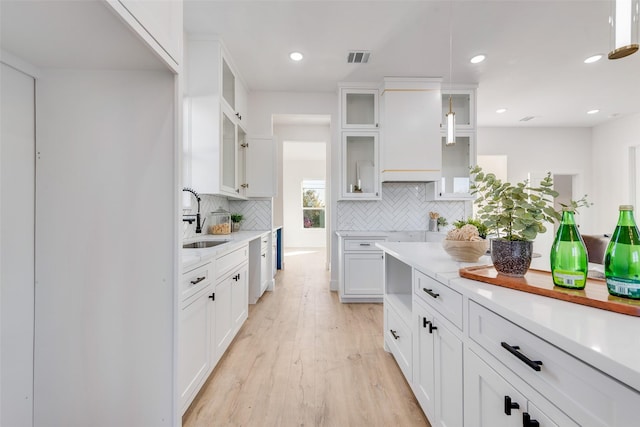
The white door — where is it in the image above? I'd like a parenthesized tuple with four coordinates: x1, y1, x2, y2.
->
(1, 62, 35, 426)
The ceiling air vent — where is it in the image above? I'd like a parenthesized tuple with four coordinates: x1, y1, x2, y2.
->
(519, 116, 536, 122)
(347, 51, 370, 64)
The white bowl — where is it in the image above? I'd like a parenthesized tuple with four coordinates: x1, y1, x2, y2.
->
(442, 239, 489, 263)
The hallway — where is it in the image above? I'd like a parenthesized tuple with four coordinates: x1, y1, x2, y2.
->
(183, 248, 430, 426)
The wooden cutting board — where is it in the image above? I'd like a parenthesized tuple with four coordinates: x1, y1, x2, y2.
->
(459, 265, 640, 317)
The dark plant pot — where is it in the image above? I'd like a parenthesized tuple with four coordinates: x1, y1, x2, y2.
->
(491, 239, 533, 277)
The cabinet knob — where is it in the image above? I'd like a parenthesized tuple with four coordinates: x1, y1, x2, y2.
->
(504, 395, 520, 415)
(390, 329, 400, 340)
(523, 413, 540, 427)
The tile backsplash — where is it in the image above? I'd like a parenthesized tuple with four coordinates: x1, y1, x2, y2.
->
(183, 195, 273, 239)
(337, 182, 471, 231)
(183, 194, 229, 239)
(229, 199, 272, 230)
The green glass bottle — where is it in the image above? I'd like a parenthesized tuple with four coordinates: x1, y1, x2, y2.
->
(550, 208, 588, 289)
(605, 205, 640, 299)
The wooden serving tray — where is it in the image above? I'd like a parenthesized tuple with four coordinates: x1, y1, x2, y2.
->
(459, 265, 640, 317)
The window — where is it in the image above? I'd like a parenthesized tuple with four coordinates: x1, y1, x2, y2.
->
(302, 180, 325, 228)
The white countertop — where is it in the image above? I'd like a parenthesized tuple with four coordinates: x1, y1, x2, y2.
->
(376, 241, 640, 393)
(336, 230, 446, 242)
(182, 230, 270, 270)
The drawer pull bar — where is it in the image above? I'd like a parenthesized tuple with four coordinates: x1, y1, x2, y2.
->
(422, 288, 440, 298)
(523, 412, 540, 427)
(390, 329, 400, 340)
(504, 395, 520, 415)
(359, 243, 371, 246)
(208, 293, 215, 301)
(501, 342, 543, 371)
(190, 276, 206, 285)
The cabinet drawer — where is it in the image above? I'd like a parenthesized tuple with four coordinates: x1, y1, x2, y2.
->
(469, 301, 639, 426)
(385, 302, 412, 381)
(181, 262, 211, 302)
(260, 234, 269, 252)
(415, 270, 462, 330)
(216, 244, 248, 279)
(344, 238, 385, 252)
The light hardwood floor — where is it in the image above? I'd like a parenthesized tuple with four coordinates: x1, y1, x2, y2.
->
(182, 248, 430, 427)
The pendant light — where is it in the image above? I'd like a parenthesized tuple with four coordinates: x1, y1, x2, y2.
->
(608, 0, 640, 59)
(445, 1, 456, 145)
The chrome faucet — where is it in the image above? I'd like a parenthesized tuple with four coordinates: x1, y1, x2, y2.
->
(182, 187, 206, 233)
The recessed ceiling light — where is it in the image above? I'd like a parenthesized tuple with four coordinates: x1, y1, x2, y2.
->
(470, 54, 486, 64)
(289, 52, 303, 61)
(496, 108, 507, 114)
(587, 109, 600, 114)
(584, 54, 603, 64)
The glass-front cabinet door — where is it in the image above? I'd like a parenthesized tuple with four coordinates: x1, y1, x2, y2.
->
(237, 125, 247, 198)
(221, 108, 237, 194)
(342, 89, 379, 129)
(426, 133, 475, 200)
(341, 132, 380, 199)
(222, 57, 235, 111)
(441, 90, 475, 130)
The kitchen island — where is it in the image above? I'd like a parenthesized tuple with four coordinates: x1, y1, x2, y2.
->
(377, 241, 640, 427)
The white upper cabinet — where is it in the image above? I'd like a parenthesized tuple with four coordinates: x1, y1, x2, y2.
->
(245, 136, 277, 198)
(186, 37, 255, 199)
(379, 78, 442, 182)
(341, 88, 379, 129)
(427, 86, 477, 200)
(341, 132, 380, 199)
(339, 84, 381, 200)
(106, 0, 183, 70)
(441, 88, 475, 130)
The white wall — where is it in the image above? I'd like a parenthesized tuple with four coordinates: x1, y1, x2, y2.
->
(478, 127, 595, 260)
(283, 142, 327, 247)
(248, 91, 339, 281)
(1, 61, 35, 426)
(478, 127, 594, 232)
(592, 113, 640, 233)
(34, 69, 176, 426)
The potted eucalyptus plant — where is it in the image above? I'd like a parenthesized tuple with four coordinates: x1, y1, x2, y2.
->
(470, 166, 571, 276)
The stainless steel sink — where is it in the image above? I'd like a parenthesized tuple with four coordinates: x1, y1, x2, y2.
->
(183, 240, 229, 249)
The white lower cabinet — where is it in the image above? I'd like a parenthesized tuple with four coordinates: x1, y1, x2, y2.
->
(231, 262, 248, 332)
(413, 298, 463, 427)
(181, 244, 249, 414)
(212, 273, 233, 364)
(384, 298, 412, 380)
(339, 236, 386, 302)
(464, 348, 578, 427)
(214, 244, 249, 363)
(179, 261, 214, 413)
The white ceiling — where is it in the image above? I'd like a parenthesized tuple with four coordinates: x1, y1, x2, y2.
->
(0, 1, 165, 70)
(184, 0, 640, 128)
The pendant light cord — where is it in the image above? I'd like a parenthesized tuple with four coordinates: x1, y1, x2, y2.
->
(449, 0, 453, 93)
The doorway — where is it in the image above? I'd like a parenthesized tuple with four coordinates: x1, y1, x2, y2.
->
(273, 115, 331, 268)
